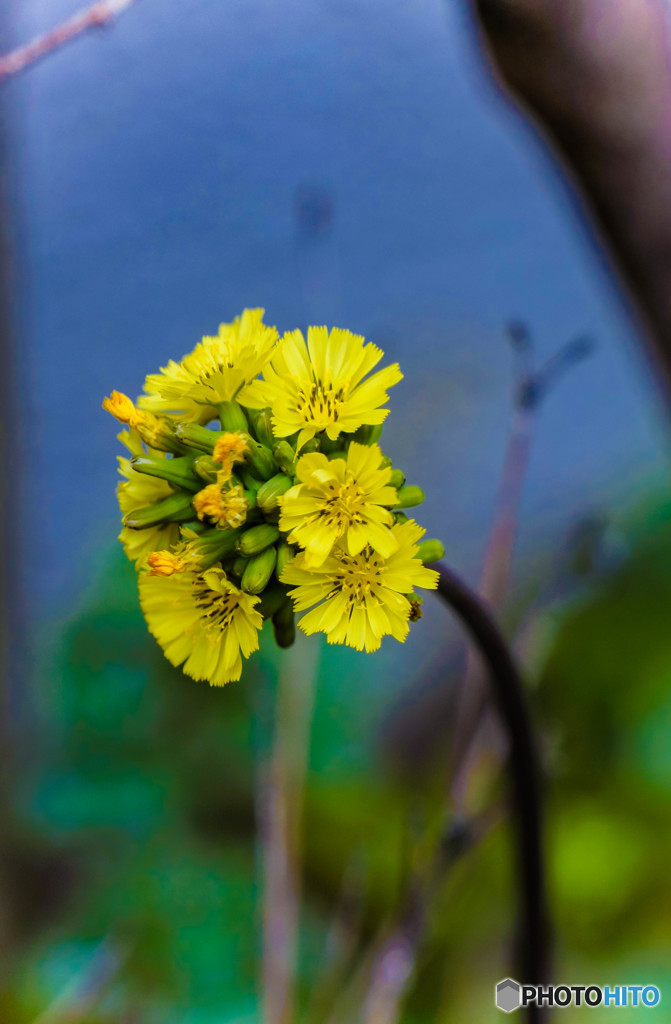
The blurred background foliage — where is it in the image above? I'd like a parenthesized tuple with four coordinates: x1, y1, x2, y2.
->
(3, 493, 671, 1022)
(5, 0, 671, 1020)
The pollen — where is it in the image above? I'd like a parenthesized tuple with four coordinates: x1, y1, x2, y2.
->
(193, 482, 248, 529)
(146, 550, 188, 577)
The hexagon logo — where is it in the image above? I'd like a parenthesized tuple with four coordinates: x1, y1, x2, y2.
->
(496, 978, 522, 1013)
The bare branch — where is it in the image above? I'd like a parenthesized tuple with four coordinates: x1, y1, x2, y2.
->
(31, 938, 127, 1024)
(0, 0, 138, 81)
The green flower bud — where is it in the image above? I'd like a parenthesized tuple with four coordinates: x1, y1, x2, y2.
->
(256, 473, 293, 512)
(123, 491, 194, 529)
(251, 408, 275, 449)
(380, 455, 393, 469)
(193, 455, 220, 483)
(320, 434, 341, 454)
(192, 526, 246, 569)
(389, 468, 405, 489)
(237, 523, 280, 556)
(241, 434, 278, 480)
(175, 422, 222, 454)
(242, 546, 277, 594)
(258, 584, 288, 618)
(394, 485, 425, 509)
(300, 437, 321, 453)
(239, 468, 264, 492)
(272, 599, 295, 649)
(180, 519, 208, 536)
(351, 423, 384, 445)
(275, 541, 296, 579)
(137, 417, 189, 455)
(272, 441, 296, 474)
(232, 555, 249, 578)
(416, 539, 445, 564)
(326, 450, 348, 462)
(130, 455, 201, 492)
(393, 512, 409, 525)
(217, 400, 248, 432)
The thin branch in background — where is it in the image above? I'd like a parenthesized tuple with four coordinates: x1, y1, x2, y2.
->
(360, 805, 503, 1024)
(259, 637, 318, 1024)
(304, 856, 369, 1024)
(0, 0, 137, 82)
(31, 937, 127, 1024)
(449, 328, 594, 810)
(357, 327, 591, 1024)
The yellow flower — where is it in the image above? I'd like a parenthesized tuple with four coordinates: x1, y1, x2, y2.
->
(103, 390, 144, 428)
(280, 520, 439, 652)
(146, 550, 190, 577)
(193, 482, 248, 528)
(239, 326, 403, 450)
(116, 429, 180, 565)
(138, 309, 278, 420)
(279, 443, 398, 567)
(212, 431, 249, 482)
(139, 567, 263, 685)
(104, 391, 178, 451)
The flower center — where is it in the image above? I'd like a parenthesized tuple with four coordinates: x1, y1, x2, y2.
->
(332, 549, 382, 603)
(322, 479, 365, 529)
(193, 579, 239, 634)
(294, 382, 346, 427)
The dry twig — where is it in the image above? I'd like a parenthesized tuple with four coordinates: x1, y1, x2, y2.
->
(0, 0, 137, 81)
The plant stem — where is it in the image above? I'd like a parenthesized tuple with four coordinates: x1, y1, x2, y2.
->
(436, 563, 549, 1007)
(259, 638, 318, 1024)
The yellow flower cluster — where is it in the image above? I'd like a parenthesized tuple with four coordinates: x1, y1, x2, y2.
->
(104, 309, 443, 685)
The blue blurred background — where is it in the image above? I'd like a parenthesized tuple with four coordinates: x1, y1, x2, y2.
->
(4, 1, 671, 1021)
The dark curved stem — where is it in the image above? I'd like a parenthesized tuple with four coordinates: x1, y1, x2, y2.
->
(436, 563, 549, 1016)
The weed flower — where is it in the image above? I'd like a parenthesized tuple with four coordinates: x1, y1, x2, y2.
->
(104, 309, 443, 685)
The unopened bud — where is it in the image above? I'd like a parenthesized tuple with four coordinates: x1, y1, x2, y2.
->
(237, 523, 280, 556)
(232, 555, 249, 578)
(417, 539, 444, 564)
(351, 423, 383, 445)
(275, 541, 296, 579)
(258, 585, 288, 619)
(395, 485, 425, 509)
(272, 599, 296, 648)
(251, 408, 274, 449)
(272, 441, 296, 474)
(130, 455, 201, 492)
(242, 435, 278, 480)
(257, 473, 293, 512)
(175, 422, 222, 454)
(193, 455, 219, 483)
(123, 491, 194, 529)
(242, 546, 277, 594)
